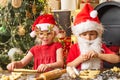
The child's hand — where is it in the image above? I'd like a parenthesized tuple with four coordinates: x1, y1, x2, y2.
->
(81, 54, 90, 62)
(7, 62, 17, 71)
(81, 50, 98, 62)
(37, 64, 50, 72)
(87, 50, 98, 58)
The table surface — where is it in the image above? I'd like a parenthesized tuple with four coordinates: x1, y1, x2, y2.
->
(0, 70, 40, 80)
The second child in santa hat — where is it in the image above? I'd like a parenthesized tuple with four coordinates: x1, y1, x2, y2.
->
(66, 3, 120, 70)
(7, 14, 64, 72)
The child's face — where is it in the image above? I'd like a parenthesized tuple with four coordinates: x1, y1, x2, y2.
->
(38, 30, 55, 45)
(79, 30, 98, 40)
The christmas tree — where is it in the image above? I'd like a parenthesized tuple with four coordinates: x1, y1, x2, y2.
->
(0, 0, 46, 69)
(0, 0, 46, 54)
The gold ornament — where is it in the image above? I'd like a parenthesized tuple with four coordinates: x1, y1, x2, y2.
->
(0, 0, 8, 8)
(25, 10, 32, 18)
(11, 0, 23, 8)
(32, 3, 37, 15)
(17, 25, 25, 36)
(71, 35, 77, 44)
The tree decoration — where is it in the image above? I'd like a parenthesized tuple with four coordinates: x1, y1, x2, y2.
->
(0, 0, 46, 69)
(11, 0, 23, 8)
(0, 25, 7, 35)
(17, 24, 25, 36)
(7, 47, 23, 61)
(25, 10, 32, 19)
(0, 0, 8, 9)
(32, 1, 37, 15)
(56, 30, 71, 67)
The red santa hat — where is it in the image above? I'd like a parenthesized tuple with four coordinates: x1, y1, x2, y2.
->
(72, 3, 104, 37)
(30, 14, 59, 38)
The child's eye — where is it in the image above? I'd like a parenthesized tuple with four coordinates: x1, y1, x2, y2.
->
(39, 32, 43, 35)
(47, 32, 51, 35)
(79, 33, 86, 36)
(90, 33, 97, 35)
(82, 33, 87, 36)
(90, 34, 94, 35)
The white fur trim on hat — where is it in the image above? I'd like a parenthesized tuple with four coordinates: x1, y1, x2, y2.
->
(72, 20, 104, 37)
(30, 31, 36, 38)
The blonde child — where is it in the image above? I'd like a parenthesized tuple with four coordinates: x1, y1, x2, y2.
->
(7, 14, 64, 72)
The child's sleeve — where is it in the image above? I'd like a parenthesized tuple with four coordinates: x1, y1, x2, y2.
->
(29, 46, 37, 56)
(66, 44, 80, 63)
(102, 44, 116, 54)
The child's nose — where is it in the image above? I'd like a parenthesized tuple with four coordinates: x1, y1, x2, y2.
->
(43, 33, 48, 37)
(86, 35, 91, 40)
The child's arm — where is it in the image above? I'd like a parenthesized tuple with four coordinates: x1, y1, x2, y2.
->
(20, 51, 33, 67)
(98, 53, 120, 63)
(7, 51, 33, 71)
(47, 48, 64, 68)
(67, 55, 85, 67)
(97, 44, 120, 63)
(84, 50, 120, 63)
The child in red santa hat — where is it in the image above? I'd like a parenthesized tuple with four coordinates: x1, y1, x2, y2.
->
(7, 13, 64, 72)
(66, 3, 120, 70)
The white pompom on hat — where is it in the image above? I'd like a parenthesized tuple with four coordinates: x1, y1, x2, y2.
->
(72, 3, 104, 37)
(30, 14, 59, 38)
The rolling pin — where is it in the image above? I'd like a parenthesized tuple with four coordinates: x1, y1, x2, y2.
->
(13, 69, 38, 73)
(35, 69, 66, 80)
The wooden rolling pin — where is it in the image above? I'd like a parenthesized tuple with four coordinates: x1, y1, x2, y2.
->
(35, 69, 66, 80)
(13, 69, 38, 73)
